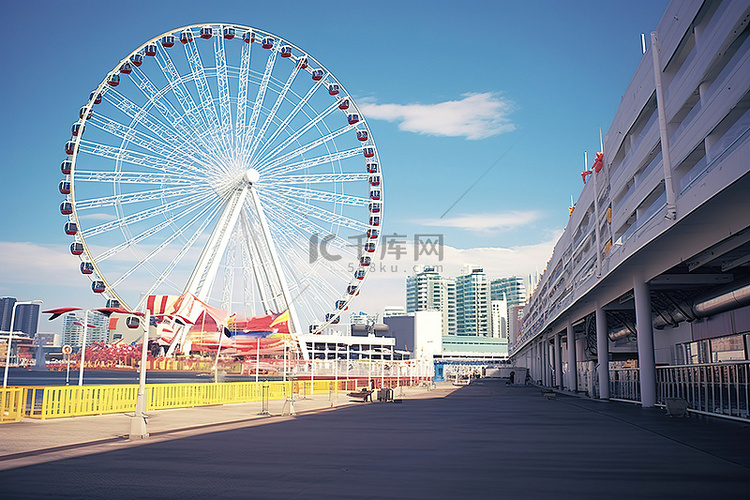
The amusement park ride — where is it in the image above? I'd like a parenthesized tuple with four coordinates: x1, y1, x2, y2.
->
(57, 24, 383, 361)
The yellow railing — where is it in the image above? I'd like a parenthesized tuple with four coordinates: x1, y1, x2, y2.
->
(1, 387, 25, 422)
(17, 379, 361, 420)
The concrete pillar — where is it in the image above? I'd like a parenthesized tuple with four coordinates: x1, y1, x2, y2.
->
(633, 275, 657, 407)
(566, 319, 577, 391)
(554, 333, 563, 389)
(596, 306, 610, 399)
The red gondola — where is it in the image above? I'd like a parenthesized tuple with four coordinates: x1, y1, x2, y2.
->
(364, 242, 376, 253)
(60, 179, 72, 196)
(348, 114, 360, 125)
(243, 30, 254, 43)
(60, 201, 73, 215)
(161, 35, 175, 47)
(130, 53, 143, 66)
(326, 313, 340, 324)
(144, 44, 157, 56)
(89, 91, 102, 105)
(80, 262, 94, 274)
(362, 146, 374, 157)
(335, 300, 347, 310)
(64, 222, 78, 235)
(347, 284, 358, 294)
(369, 175, 381, 186)
(119, 62, 132, 75)
(200, 27, 212, 39)
(297, 57, 308, 69)
(369, 216, 380, 227)
(224, 27, 235, 39)
(367, 229, 379, 239)
(180, 30, 193, 44)
(338, 98, 349, 110)
(311, 69, 324, 81)
(366, 162, 378, 173)
(70, 242, 84, 255)
(107, 74, 120, 87)
(280, 45, 292, 57)
(369, 189, 381, 201)
(64, 141, 76, 155)
(360, 256, 371, 266)
(71, 122, 84, 136)
(61, 160, 72, 175)
(357, 130, 368, 142)
(126, 316, 140, 328)
(328, 84, 339, 95)
(369, 202, 381, 213)
(262, 36, 273, 49)
(355, 269, 366, 280)
(92, 281, 106, 293)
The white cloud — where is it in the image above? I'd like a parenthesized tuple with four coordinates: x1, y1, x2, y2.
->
(414, 211, 541, 233)
(360, 92, 516, 140)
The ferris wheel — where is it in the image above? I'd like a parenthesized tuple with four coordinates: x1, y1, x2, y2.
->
(58, 23, 383, 342)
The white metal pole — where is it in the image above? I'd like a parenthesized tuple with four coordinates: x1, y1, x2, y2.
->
(284, 339, 288, 382)
(78, 309, 89, 386)
(255, 337, 260, 384)
(131, 310, 150, 439)
(3, 303, 19, 388)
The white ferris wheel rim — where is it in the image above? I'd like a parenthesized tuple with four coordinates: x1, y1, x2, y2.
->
(60, 23, 383, 333)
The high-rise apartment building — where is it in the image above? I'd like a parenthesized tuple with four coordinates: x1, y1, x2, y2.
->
(455, 267, 490, 336)
(406, 267, 456, 335)
(0, 297, 40, 337)
(490, 276, 526, 338)
(62, 311, 109, 348)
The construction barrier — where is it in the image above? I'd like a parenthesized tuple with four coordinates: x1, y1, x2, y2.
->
(0, 387, 25, 423)
(15, 378, 378, 420)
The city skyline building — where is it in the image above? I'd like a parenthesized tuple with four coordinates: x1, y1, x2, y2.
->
(455, 267, 490, 336)
(406, 266, 456, 335)
(0, 297, 40, 337)
(61, 311, 109, 348)
(490, 276, 527, 338)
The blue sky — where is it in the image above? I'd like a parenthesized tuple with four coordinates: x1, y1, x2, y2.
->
(1, 0, 669, 331)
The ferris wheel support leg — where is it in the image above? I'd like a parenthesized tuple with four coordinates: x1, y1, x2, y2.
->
(247, 187, 307, 360)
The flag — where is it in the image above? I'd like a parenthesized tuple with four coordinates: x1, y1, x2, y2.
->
(269, 310, 290, 327)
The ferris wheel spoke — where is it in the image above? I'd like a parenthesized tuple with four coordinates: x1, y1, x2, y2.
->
(74, 185, 207, 210)
(246, 63, 301, 165)
(255, 99, 340, 167)
(101, 89, 204, 159)
(108, 199, 223, 289)
(259, 123, 355, 173)
(235, 40, 252, 153)
(269, 185, 370, 207)
(264, 173, 368, 185)
(265, 194, 369, 232)
(134, 201, 225, 311)
(253, 76, 327, 162)
(184, 37, 227, 158)
(241, 47, 278, 164)
(262, 148, 364, 178)
(127, 66, 188, 133)
(80, 190, 215, 238)
(73, 170, 201, 185)
(154, 48, 221, 156)
(87, 115, 213, 173)
(214, 30, 233, 150)
(78, 140, 212, 178)
(260, 198, 358, 257)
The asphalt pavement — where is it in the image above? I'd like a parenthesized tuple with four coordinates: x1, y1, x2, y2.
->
(1, 379, 749, 499)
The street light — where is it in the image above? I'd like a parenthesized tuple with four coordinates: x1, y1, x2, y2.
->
(3, 299, 43, 388)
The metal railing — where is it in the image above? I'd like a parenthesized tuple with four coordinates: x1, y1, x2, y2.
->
(609, 362, 750, 421)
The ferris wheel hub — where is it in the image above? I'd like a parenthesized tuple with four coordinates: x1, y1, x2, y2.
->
(244, 168, 260, 185)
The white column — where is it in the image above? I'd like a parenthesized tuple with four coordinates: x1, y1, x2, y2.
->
(596, 306, 610, 399)
(566, 319, 576, 391)
(633, 274, 657, 407)
(554, 332, 563, 389)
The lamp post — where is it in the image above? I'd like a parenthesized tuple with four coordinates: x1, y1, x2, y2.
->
(3, 299, 43, 387)
(131, 309, 150, 440)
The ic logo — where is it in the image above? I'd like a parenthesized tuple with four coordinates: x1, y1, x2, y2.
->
(309, 233, 341, 263)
